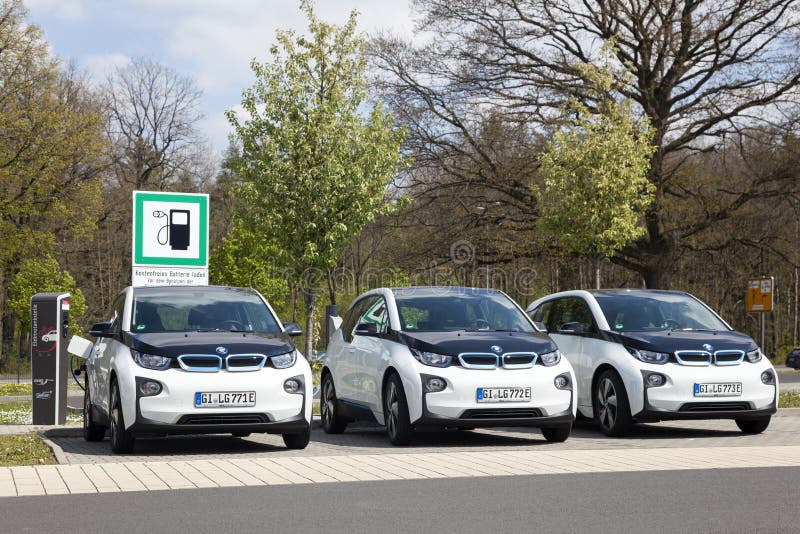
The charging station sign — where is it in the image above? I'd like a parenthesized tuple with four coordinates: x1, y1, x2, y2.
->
(132, 191, 209, 287)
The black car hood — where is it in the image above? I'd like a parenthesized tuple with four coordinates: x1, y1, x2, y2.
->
(123, 331, 294, 358)
(397, 330, 557, 356)
(605, 329, 757, 353)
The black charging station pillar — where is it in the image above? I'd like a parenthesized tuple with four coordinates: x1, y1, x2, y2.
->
(30, 293, 70, 425)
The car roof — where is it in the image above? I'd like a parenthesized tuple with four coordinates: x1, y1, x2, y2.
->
(391, 286, 503, 296)
(587, 289, 691, 298)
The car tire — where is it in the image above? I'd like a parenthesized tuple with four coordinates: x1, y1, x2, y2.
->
(735, 417, 771, 434)
(384, 373, 413, 446)
(320, 373, 347, 434)
(593, 369, 632, 437)
(282, 427, 311, 449)
(109, 381, 135, 454)
(541, 424, 571, 443)
(231, 431, 251, 438)
(83, 380, 106, 442)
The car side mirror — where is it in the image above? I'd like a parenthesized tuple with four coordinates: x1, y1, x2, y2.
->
(354, 322, 379, 336)
(283, 322, 303, 337)
(558, 321, 585, 334)
(89, 322, 114, 338)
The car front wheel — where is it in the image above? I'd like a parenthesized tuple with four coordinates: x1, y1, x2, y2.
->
(541, 424, 571, 443)
(320, 373, 347, 434)
(282, 427, 311, 449)
(593, 370, 632, 437)
(109, 382, 135, 454)
(83, 380, 106, 442)
(384, 373, 413, 446)
(736, 417, 771, 434)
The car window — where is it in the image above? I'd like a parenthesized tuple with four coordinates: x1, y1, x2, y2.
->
(109, 294, 126, 334)
(342, 296, 377, 343)
(529, 302, 551, 330)
(394, 290, 535, 332)
(546, 297, 597, 335)
(358, 297, 388, 334)
(130, 288, 281, 334)
(593, 292, 729, 331)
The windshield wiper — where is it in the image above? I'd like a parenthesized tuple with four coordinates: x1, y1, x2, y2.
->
(670, 327, 718, 332)
(463, 328, 520, 332)
(229, 329, 256, 333)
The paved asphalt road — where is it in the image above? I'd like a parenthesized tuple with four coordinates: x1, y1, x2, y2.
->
(0, 467, 798, 533)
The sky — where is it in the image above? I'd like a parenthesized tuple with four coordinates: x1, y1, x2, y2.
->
(25, 0, 417, 156)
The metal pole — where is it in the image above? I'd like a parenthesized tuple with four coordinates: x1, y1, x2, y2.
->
(16, 331, 21, 384)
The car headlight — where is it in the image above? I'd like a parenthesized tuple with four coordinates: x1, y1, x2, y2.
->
(133, 350, 171, 370)
(746, 348, 762, 363)
(539, 349, 561, 367)
(627, 347, 669, 364)
(270, 351, 297, 369)
(411, 348, 452, 367)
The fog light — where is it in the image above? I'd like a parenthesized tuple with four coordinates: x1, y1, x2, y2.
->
(761, 371, 775, 385)
(138, 380, 162, 397)
(554, 373, 571, 390)
(646, 373, 666, 387)
(283, 378, 301, 393)
(426, 377, 446, 392)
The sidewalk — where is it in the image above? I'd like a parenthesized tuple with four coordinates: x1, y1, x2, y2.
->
(2, 444, 800, 497)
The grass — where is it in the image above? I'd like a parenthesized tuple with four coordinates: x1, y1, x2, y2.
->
(0, 383, 31, 396)
(0, 433, 56, 466)
(779, 391, 800, 408)
(0, 401, 82, 425)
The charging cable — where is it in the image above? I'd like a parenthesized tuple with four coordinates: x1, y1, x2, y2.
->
(153, 210, 169, 245)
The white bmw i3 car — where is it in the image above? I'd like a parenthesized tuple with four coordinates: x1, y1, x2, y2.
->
(526, 289, 778, 436)
(321, 287, 576, 445)
(81, 285, 312, 453)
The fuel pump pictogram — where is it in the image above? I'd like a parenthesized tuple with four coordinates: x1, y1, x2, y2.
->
(153, 209, 191, 250)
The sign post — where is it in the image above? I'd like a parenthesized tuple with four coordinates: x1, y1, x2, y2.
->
(132, 191, 209, 287)
(746, 276, 774, 352)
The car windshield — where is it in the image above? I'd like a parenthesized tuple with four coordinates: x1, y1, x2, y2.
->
(394, 290, 535, 333)
(593, 292, 730, 332)
(131, 287, 281, 334)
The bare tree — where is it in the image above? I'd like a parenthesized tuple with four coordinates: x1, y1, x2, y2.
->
(372, 0, 800, 288)
(105, 57, 206, 190)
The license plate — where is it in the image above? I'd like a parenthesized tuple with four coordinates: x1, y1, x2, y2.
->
(194, 391, 256, 408)
(476, 387, 531, 403)
(693, 382, 742, 397)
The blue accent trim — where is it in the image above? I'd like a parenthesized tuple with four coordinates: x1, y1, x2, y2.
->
(341, 399, 371, 411)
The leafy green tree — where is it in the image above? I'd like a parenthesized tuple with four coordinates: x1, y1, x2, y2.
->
(227, 0, 404, 358)
(538, 56, 655, 288)
(0, 1, 105, 348)
(8, 255, 87, 336)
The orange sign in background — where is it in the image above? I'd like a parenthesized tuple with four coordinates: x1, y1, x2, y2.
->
(746, 277, 774, 313)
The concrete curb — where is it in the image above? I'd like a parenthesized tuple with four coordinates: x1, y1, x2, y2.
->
(40, 436, 69, 465)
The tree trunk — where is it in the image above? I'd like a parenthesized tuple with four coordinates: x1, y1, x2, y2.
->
(594, 257, 601, 290)
(304, 290, 315, 362)
(327, 267, 337, 306)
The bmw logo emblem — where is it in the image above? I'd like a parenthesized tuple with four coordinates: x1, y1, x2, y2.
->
(702, 344, 714, 352)
(490, 345, 503, 353)
(215, 346, 229, 355)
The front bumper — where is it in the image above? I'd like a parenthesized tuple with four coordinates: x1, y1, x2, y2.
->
(634, 365, 778, 422)
(414, 366, 576, 429)
(127, 368, 310, 436)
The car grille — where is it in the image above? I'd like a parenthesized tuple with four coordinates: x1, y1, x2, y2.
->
(176, 354, 268, 372)
(226, 354, 267, 371)
(674, 350, 745, 366)
(457, 352, 538, 369)
(678, 402, 751, 412)
(177, 414, 269, 425)
(461, 408, 542, 419)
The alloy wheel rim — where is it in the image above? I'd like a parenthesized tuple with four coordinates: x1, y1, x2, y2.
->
(386, 382, 398, 437)
(597, 378, 618, 430)
(322, 381, 334, 424)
